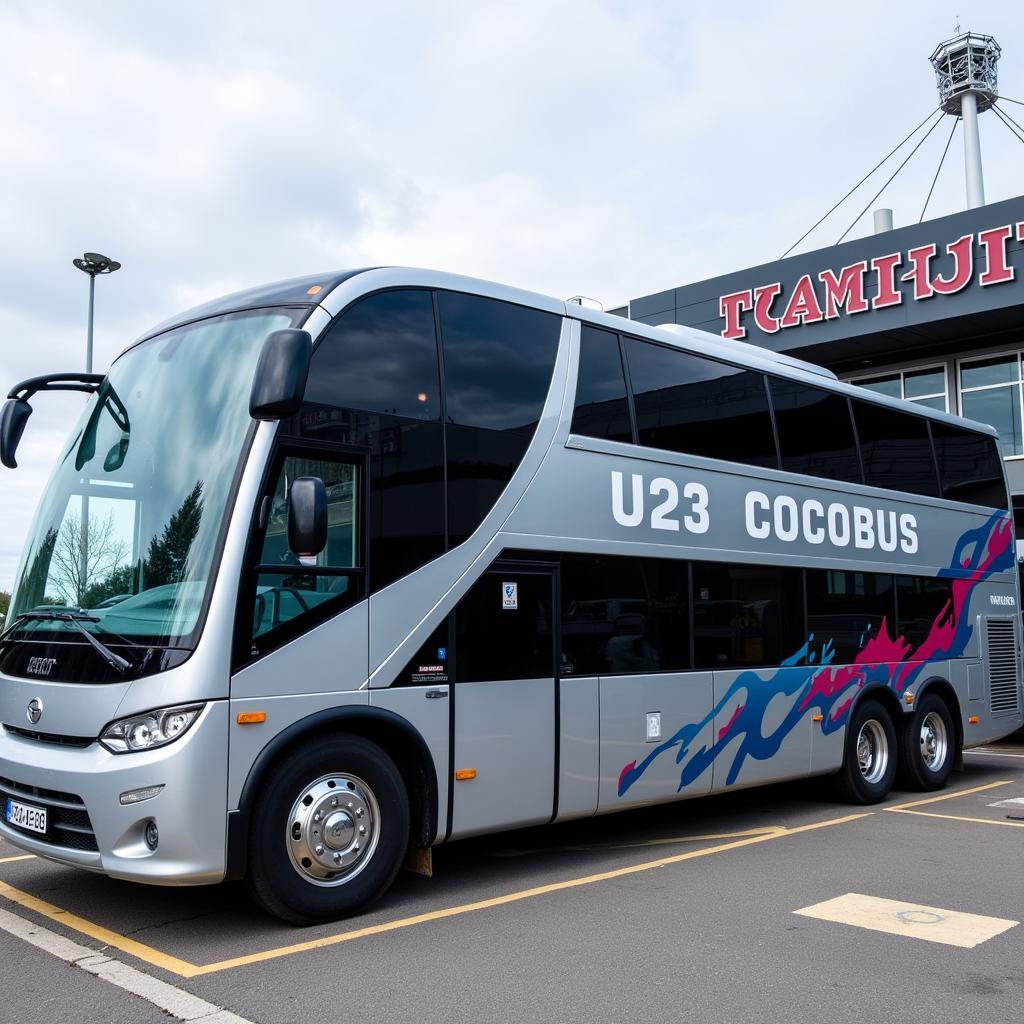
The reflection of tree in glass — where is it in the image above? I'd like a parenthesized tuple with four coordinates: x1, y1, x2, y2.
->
(14, 527, 60, 612)
(82, 565, 135, 608)
(142, 481, 204, 589)
(49, 514, 128, 607)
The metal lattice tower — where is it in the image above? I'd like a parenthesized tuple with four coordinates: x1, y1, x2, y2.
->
(929, 31, 1001, 208)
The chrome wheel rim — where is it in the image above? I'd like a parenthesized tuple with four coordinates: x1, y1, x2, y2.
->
(856, 719, 889, 784)
(919, 711, 948, 772)
(287, 773, 380, 887)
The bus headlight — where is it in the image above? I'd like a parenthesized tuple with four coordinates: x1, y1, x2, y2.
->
(100, 704, 205, 754)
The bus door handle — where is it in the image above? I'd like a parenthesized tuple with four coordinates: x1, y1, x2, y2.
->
(425, 688, 448, 699)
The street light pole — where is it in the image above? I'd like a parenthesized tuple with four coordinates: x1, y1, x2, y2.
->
(73, 252, 121, 373)
(72, 252, 121, 605)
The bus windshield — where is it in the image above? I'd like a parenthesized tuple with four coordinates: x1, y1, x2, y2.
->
(9, 307, 304, 648)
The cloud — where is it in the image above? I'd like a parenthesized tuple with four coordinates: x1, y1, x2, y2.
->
(2, 0, 1024, 591)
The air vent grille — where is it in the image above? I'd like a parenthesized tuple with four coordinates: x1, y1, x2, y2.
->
(986, 618, 1020, 716)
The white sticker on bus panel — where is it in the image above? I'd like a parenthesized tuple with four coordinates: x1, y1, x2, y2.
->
(502, 582, 518, 610)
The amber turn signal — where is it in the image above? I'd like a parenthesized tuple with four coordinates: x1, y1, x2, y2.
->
(968, 715, 980, 724)
(455, 768, 477, 781)
(236, 711, 267, 725)
(904, 692, 915, 705)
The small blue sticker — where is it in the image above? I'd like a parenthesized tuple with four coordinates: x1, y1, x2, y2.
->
(438, 647, 447, 661)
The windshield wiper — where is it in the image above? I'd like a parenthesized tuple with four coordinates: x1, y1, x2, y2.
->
(3, 611, 134, 674)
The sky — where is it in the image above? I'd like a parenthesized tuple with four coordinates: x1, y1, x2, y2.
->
(2, 0, 1024, 592)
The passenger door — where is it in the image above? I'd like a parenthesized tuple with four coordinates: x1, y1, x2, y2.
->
(451, 564, 556, 838)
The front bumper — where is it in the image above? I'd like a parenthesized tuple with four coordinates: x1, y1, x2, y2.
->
(0, 700, 229, 885)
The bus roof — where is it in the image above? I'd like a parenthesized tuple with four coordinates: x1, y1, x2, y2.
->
(133, 265, 999, 440)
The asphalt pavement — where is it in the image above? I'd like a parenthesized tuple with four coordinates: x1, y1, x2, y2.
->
(1, 736, 1023, 1024)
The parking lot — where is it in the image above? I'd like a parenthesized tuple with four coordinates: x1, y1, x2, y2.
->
(1, 740, 1023, 1024)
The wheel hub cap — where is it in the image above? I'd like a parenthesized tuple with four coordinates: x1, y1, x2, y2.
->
(286, 774, 379, 886)
(856, 719, 889, 784)
(919, 711, 948, 771)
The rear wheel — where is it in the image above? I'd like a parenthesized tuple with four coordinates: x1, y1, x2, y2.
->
(247, 734, 409, 925)
(834, 699, 897, 804)
(898, 693, 955, 791)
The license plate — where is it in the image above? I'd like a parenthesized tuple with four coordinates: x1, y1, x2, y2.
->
(5, 798, 47, 835)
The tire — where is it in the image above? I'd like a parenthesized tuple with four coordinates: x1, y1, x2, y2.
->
(833, 698, 897, 804)
(247, 734, 410, 925)
(898, 693, 955, 791)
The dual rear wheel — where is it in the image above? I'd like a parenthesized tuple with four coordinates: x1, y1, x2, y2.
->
(836, 693, 955, 804)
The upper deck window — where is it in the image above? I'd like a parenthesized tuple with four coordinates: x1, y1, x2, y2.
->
(769, 378, 861, 484)
(624, 339, 777, 469)
(303, 289, 445, 590)
(930, 420, 1007, 509)
(852, 399, 940, 498)
(439, 292, 561, 547)
(306, 289, 442, 421)
(571, 326, 632, 443)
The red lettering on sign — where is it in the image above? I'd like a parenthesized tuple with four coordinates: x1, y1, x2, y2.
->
(753, 282, 783, 334)
(931, 233, 974, 295)
(902, 244, 938, 300)
(819, 261, 869, 319)
(978, 224, 1015, 286)
(716, 221, 1018, 339)
(779, 274, 824, 328)
(870, 252, 902, 309)
(720, 289, 753, 340)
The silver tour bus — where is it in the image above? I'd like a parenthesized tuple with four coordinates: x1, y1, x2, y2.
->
(0, 268, 1020, 924)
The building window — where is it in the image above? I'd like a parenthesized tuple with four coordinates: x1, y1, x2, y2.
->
(957, 353, 1023, 459)
(854, 366, 949, 412)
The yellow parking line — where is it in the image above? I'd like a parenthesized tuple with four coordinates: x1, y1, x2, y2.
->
(490, 825, 787, 857)
(0, 810, 871, 978)
(885, 780, 1012, 811)
(188, 812, 871, 976)
(0, 880, 198, 976)
(0, 855, 35, 865)
(887, 809, 1024, 829)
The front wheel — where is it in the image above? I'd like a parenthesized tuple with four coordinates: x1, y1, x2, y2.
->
(247, 734, 410, 925)
(898, 694, 955, 791)
(834, 699, 897, 804)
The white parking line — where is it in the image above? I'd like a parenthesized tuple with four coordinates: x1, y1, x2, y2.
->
(0, 905, 254, 1023)
(966, 749, 1024, 759)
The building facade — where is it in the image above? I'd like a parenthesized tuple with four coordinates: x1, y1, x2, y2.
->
(620, 194, 1024, 552)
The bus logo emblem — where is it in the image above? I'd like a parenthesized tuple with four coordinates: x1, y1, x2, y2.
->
(26, 698, 44, 724)
(27, 657, 56, 679)
(502, 582, 518, 610)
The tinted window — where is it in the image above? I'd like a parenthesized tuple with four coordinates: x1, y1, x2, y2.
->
(455, 571, 554, 682)
(393, 618, 451, 686)
(302, 290, 445, 590)
(306, 290, 441, 419)
(896, 576, 955, 650)
(770, 378, 861, 483)
(440, 292, 561, 546)
(806, 570, 895, 664)
(571, 327, 632, 442)
(693, 563, 802, 668)
(560, 554, 689, 675)
(625, 339, 777, 468)
(931, 421, 1008, 508)
(852, 399, 939, 497)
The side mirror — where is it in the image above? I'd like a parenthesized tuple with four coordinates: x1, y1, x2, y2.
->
(287, 476, 327, 557)
(0, 399, 33, 469)
(249, 329, 312, 420)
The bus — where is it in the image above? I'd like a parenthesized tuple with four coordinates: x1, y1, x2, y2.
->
(0, 268, 1020, 925)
